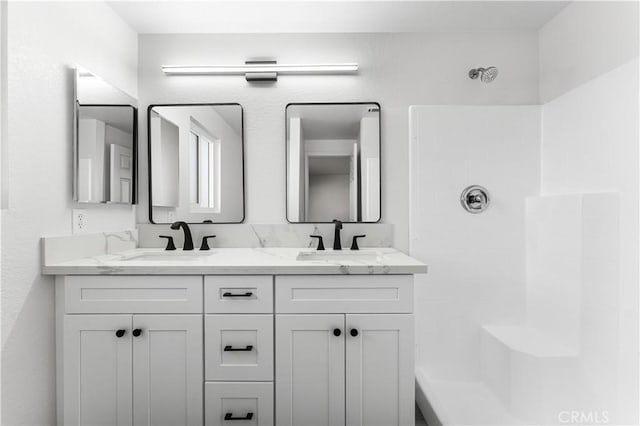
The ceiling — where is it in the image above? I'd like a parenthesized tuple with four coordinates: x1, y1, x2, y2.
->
(309, 156, 350, 176)
(107, 1, 569, 34)
(290, 103, 378, 139)
(79, 106, 135, 134)
(210, 105, 243, 135)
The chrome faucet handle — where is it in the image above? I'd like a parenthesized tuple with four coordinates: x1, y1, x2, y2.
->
(350, 235, 366, 251)
(200, 235, 217, 251)
(310, 235, 325, 251)
(460, 185, 490, 214)
(159, 235, 176, 251)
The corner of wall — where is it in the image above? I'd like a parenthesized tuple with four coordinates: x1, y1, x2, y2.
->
(538, 1, 640, 103)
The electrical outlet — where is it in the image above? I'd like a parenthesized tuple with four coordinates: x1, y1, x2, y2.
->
(72, 209, 88, 234)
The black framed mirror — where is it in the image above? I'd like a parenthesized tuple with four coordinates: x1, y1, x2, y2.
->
(286, 102, 381, 223)
(148, 103, 245, 224)
(74, 67, 138, 204)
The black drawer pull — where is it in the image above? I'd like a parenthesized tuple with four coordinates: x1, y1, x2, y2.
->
(224, 345, 254, 352)
(115, 329, 126, 338)
(222, 292, 253, 298)
(224, 412, 254, 421)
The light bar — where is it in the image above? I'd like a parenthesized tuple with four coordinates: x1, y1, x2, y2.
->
(161, 63, 359, 75)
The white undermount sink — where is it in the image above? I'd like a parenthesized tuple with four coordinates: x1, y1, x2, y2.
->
(296, 250, 382, 262)
(122, 251, 215, 262)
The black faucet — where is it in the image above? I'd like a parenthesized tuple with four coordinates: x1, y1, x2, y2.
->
(332, 219, 343, 250)
(170, 221, 194, 250)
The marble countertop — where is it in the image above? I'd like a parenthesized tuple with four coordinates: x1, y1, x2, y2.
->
(42, 247, 427, 275)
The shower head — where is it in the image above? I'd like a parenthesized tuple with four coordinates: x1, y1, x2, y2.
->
(469, 66, 498, 83)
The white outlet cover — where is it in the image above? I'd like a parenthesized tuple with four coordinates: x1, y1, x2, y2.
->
(72, 209, 88, 234)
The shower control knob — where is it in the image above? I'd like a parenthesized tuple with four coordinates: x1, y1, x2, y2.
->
(350, 329, 359, 337)
(460, 185, 490, 214)
(333, 328, 342, 337)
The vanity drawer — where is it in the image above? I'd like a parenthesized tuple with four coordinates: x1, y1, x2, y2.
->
(275, 275, 413, 314)
(205, 315, 273, 381)
(205, 382, 273, 426)
(205, 276, 273, 313)
(62, 275, 203, 314)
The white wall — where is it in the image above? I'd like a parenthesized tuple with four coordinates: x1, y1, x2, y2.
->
(138, 32, 539, 247)
(308, 173, 350, 222)
(1, 0, 7, 210)
(360, 116, 380, 221)
(2, 3, 137, 424)
(0, 1, 5, 420)
(539, 1, 639, 103)
(523, 193, 624, 424)
(410, 105, 541, 381)
(539, 2, 639, 421)
(78, 118, 106, 202)
(105, 124, 133, 149)
(540, 61, 639, 423)
(287, 117, 304, 221)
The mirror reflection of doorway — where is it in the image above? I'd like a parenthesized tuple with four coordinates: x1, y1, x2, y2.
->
(286, 103, 380, 223)
(306, 155, 354, 222)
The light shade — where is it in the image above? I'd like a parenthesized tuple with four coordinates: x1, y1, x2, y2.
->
(162, 63, 359, 75)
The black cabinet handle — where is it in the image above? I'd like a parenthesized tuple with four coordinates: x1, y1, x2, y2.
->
(333, 328, 342, 337)
(132, 329, 142, 337)
(222, 292, 253, 298)
(350, 329, 359, 337)
(224, 345, 254, 352)
(115, 329, 126, 338)
(224, 412, 254, 421)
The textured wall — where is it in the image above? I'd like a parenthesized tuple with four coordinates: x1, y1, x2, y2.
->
(539, 3, 639, 421)
(539, 1, 639, 103)
(137, 32, 540, 251)
(2, 3, 137, 424)
(540, 60, 639, 423)
(410, 105, 541, 382)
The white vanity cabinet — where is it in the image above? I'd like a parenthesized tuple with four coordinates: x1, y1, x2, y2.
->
(55, 273, 415, 426)
(274, 275, 415, 426)
(56, 276, 204, 426)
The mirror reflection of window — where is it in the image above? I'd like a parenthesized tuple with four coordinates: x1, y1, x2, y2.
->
(189, 126, 221, 212)
(149, 104, 244, 224)
(286, 103, 381, 223)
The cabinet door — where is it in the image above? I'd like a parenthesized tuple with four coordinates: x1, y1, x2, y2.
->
(63, 315, 133, 426)
(345, 314, 414, 426)
(275, 315, 345, 426)
(132, 315, 203, 426)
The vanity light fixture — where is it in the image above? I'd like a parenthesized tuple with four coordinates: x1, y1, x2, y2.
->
(161, 60, 359, 82)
